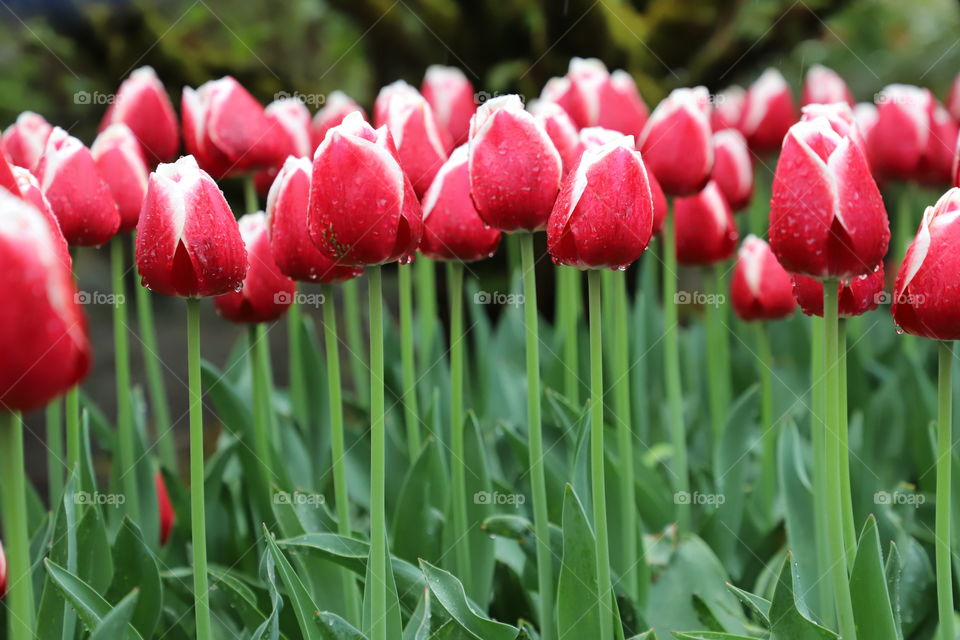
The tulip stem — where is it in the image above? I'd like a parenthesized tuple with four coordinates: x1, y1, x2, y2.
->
(321, 284, 362, 625)
(0, 411, 35, 640)
(415, 257, 438, 381)
(520, 233, 555, 640)
(287, 294, 308, 431)
(706, 264, 731, 447)
(244, 174, 258, 213)
(112, 236, 140, 522)
(589, 269, 614, 640)
(343, 279, 368, 403)
(755, 321, 776, 522)
(937, 341, 955, 640)
(447, 261, 472, 594)
(810, 315, 834, 624)
(66, 250, 81, 473)
(248, 325, 274, 510)
(557, 266, 581, 404)
(663, 212, 689, 532)
(186, 298, 212, 640)
(46, 399, 63, 503)
(398, 263, 422, 460)
(838, 320, 856, 569)
(367, 265, 388, 640)
(823, 281, 857, 640)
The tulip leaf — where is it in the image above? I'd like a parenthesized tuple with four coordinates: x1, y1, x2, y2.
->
(671, 633, 757, 640)
(250, 547, 282, 640)
(392, 438, 448, 565)
(35, 470, 79, 640)
(403, 588, 435, 640)
(723, 583, 771, 627)
(106, 518, 162, 639)
(90, 589, 140, 640)
(314, 610, 367, 639)
(849, 516, 899, 640)
(556, 484, 602, 639)
(360, 529, 403, 639)
(768, 554, 837, 640)
(263, 525, 325, 640)
(44, 558, 143, 640)
(419, 559, 518, 640)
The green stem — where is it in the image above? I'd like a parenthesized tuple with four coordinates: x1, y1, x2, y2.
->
(756, 322, 776, 521)
(706, 264, 731, 446)
(186, 298, 212, 640)
(343, 279, 368, 403)
(399, 263, 422, 459)
(810, 316, 834, 624)
(589, 270, 614, 640)
(46, 399, 63, 504)
(66, 249, 81, 473)
(414, 257, 438, 377)
(558, 267, 581, 404)
(249, 325, 274, 506)
(288, 294, 308, 429)
(507, 233, 522, 277)
(937, 341, 955, 640)
(447, 261, 472, 593)
(367, 266, 388, 640)
(663, 212, 689, 532)
(112, 236, 140, 521)
(244, 174, 258, 213)
(1, 412, 35, 640)
(838, 320, 856, 569)
(823, 281, 857, 640)
(895, 185, 915, 266)
(520, 233, 555, 640)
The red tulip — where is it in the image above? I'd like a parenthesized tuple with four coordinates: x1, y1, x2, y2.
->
(467, 95, 563, 232)
(948, 73, 960, 122)
(2, 111, 53, 170)
(420, 145, 502, 262)
(155, 472, 175, 546)
(711, 129, 753, 211)
(579, 126, 628, 150)
(252, 97, 313, 198)
(649, 171, 668, 235)
(547, 135, 654, 269)
(36, 127, 120, 246)
(769, 116, 888, 278)
(793, 267, 884, 318)
(541, 58, 648, 135)
(800, 102, 867, 151)
(0, 539, 5, 599)
(731, 235, 796, 321)
(530, 101, 582, 175)
(0, 149, 17, 195)
(99, 66, 179, 164)
(853, 102, 879, 142)
(540, 75, 588, 130)
(0, 189, 90, 411)
(308, 112, 422, 266)
(215, 212, 295, 323)
(711, 86, 745, 132)
(740, 68, 798, 152)
(136, 155, 247, 297)
(892, 188, 960, 339)
(266, 156, 363, 283)
(311, 91, 366, 150)
(374, 81, 451, 197)
(422, 65, 476, 146)
(91, 124, 149, 233)
(11, 167, 69, 266)
(638, 87, 713, 196)
(182, 76, 282, 178)
(673, 181, 738, 265)
(801, 64, 854, 107)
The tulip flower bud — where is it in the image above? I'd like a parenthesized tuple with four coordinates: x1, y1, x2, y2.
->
(731, 235, 796, 321)
(892, 188, 960, 338)
(311, 91, 366, 150)
(712, 129, 753, 211)
(467, 95, 563, 231)
(579, 126, 628, 149)
(374, 81, 451, 197)
(793, 267, 884, 318)
(530, 101, 582, 175)
(801, 64, 854, 107)
(0, 539, 5, 599)
(673, 181, 738, 265)
(2, 111, 53, 170)
(422, 65, 476, 146)
(156, 472, 175, 546)
(91, 124, 149, 232)
(100, 66, 179, 164)
(711, 86, 745, 132)
(266, 156, 363, 283)
(308, 112, 422, 266)
(649, 171, 668, 235)
(541, 58, 649, 136)
(36, 127, 120, 246)
(11, 167, 69, 265)
(740, 68, 798, 152)
(136, 155, 247, 297)
(639, 87, 713, 196)
(0, 190, 91, 411)
(252, 98, 314, 197)
(800, 102, 867, 151)
(547, 135, 654, 270)
(540, 76, 588, 130)
(0, 150, 17, 195)
(853, 102, 879, 141)
(215, 212, 295, 323)
(769, 116, 888, 278)
(420, 145, 502, 262)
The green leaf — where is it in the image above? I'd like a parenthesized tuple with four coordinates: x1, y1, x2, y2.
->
(556, 484, 602, 638)
(884, 542, 904, 639)
(392, 438, 448, 565)
(768, 554, 837, 640)
(44, 559, 143, 640)
(419, 560, 518, 640)
(35, 470, 79, 640)
(849, 516, 899, 640)
(90, 589, 140, 640)
(106, 518, 162, 639)
(360, 529, 403, 639)
(315, 610, 368, 639)
(723, 583, 770, 626)
(671, 633, 757, 639)
(262, 525, 324, 640)
(403, 588, 435, 640)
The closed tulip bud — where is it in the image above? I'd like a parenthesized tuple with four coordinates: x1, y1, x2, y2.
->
(547, 136, 654, 270)
(422, 65, 476, 146)
(136, 155, 247, 297)
(801, 64, 854, 107)
(0, 190, 91, 411)
(639, 87, 714, 196)
(420, 145, 502, 261)
(266, 156, 363, 283)
(853, 102, 879, 141)
(252, 98, 313, 197)
(215, 213, 295, 323)
(467, 95, 563, 231)
(730, 235, 796, 321)
(91, 124, 149, 232)
(892, 188, 960, 338)
(182, 76, 282, 178)
(711, 86, 745, 132)
(542, 58, 649, 135)
(308, 112, 422, 266)
(99, 66, 179, 164)
(740, 68, 798, 152)
(540, 76, 588, 131)
(769, 116, 888, 278)
(800, 102, 867, 151)
(0, 539, 5, 599)
(374, 81, 451, 197)
(155, 472, 175, 546)
(530, 101, 582, 175)
(311, 91, 366, 150)
(2, 111, 53, 170)
(793, 267, 884, 318)
(673, 181, 738, 265)
(649, 171, 668, 235)
(579, 126, 628, 150)
(36, 127, 120, 246)
(918, 102, 958, 185)
(712, 129, 753, 211)
(11, 167, 69, 266)
(0, 150, 17, 195)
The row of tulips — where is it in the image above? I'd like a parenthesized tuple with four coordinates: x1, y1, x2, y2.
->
(0, 55, 958, 640)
